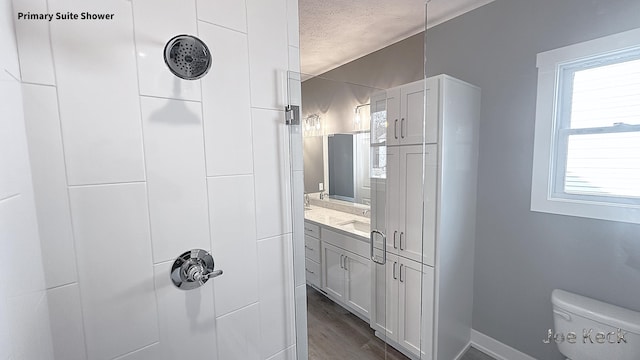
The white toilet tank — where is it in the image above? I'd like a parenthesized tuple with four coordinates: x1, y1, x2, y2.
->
(551, 289, 640, 360)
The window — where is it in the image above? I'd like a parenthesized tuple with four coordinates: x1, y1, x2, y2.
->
(531, 28, 640, 224)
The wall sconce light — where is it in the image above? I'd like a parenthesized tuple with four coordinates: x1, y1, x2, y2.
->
(304, 114, 322, 136)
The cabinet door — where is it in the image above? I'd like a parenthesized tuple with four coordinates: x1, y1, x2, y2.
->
(399, 81, 424, 145)
(370, 253, 399, 342)
(386, 87, 401, 146)
(344, 252, 371, 319)
(399, 145, 425, 263)
(399, 78, 439, 145)
(423, 146, 437, 266)
(384, 147, 400, 254)
(321, 242, 345, 301)
(424, 77, 439, 144)
(421, 265, 435, 360)
(398, 257, 424, 357)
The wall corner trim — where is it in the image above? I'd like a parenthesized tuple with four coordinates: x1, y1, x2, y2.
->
(470, 330, 538, 360)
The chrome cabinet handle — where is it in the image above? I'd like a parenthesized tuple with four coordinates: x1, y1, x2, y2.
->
(343, 255, 348, 270)
(370, 229, 387, 265)
(306, 268, 315, 275)
(170, 249, 223, 290)
(401, 118, 405, 138)
(399, 264, 404, 282)
(393, 261, 397, 280)
(393, 231, 398, 249)
(340, 254, 344, 269)
(305, 245, 314, 251)
(394, 119, 398, 139)
(399, 232, 404, 250)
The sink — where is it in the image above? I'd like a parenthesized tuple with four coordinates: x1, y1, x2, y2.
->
(337, 219, 370, 233)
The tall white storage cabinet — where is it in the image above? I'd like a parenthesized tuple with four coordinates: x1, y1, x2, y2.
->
(370, 75, 480, 360)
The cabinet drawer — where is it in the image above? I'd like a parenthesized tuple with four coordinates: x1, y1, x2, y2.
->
(304, 235, 321, 263)
(304, 222, 320, 239)
(305, 259, 320, 288)
(322, 228, 369, 259)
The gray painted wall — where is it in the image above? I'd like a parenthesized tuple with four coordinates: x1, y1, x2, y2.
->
(425, 1, 640, 359)
(301, 33, 424, 133)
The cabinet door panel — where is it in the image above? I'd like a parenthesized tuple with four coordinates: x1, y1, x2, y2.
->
(370, 253, 398, 342)
(423, 146, 437, 266)
(321, 242, 344, 301)
(421, 265, 435, 360)
(425, 77, 439, 144)
(398, 257, 423, 357)
(384, 147, 399, 254)
(344, 253, 370, 319)
(386, 87, 401, 146)
(400, 146, 425, 263)
(400, 81, 424, 145)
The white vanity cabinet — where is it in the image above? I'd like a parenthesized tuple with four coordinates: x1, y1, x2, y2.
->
(304, 222, 321, 288)
(321, 242, 370, 319)
(321, 228, 371, 320)
(370, 75, 480, 360)
(304, 216, 372, 322)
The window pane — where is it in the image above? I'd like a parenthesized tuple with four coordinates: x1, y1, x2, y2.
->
(570, 58, 640, 129)
(565, 132, 640, 198)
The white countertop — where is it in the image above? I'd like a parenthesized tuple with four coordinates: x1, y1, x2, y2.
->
(304, 205, 370, 240)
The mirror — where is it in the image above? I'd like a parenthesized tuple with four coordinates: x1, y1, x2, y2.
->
(301, 77, 380, 207)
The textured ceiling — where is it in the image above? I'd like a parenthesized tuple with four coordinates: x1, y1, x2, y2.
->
(299, 0, 495, 76)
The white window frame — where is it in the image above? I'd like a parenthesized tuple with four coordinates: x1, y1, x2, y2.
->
(531, 27, 640, 224)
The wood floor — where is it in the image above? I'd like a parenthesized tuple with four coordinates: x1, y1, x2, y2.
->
(306, 286, 496, 360)
(306, 285, 409, 360)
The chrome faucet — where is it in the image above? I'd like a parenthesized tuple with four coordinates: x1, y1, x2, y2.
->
(304, 194, 310, 207)
(320, 192, 327, 200)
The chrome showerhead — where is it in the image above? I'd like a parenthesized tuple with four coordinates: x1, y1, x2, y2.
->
(163, 34, 212, 80)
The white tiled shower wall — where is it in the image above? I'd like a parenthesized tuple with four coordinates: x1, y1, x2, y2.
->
(7, 0, 305, 359)
(0, 0, 54, 359)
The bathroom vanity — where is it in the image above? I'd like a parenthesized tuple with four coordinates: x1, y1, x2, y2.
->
(304, 204, 372, 322)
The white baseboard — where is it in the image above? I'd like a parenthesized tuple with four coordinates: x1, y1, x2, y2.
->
(453, 341, 472, 360)
(471, 330, 537, 360)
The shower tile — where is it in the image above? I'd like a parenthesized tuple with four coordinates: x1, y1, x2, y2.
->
(252, 109, 292, 240)
(216, 303, 261, 360)
(11, 0, 55, 85)
(112, 344, 160, 360)
(257, 234, 296, 359)
(0, 194, 47, 297)
(199, 22, 253, 177)
(207, 175, 259, 317)
(47, 284, 87, 360)
(267, 346, 296, 360)
(0, 0, 20, 81)
(293, 284, 308, 360)
(0, 80, 28, 201)
(49, 0, 145, 185)
(68, 183, 159, 360)
(153, 262, 217, 359)
(132, 0, 201, 101)
(286, 0, 299, 48)
(140, 96, 210, 263)
(0, 294, 9, 360)
(8, 292, 54, 360)
(22, 84, 78, 288)
(246, 0, 289, 110)
(196, 0, 247, 33)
